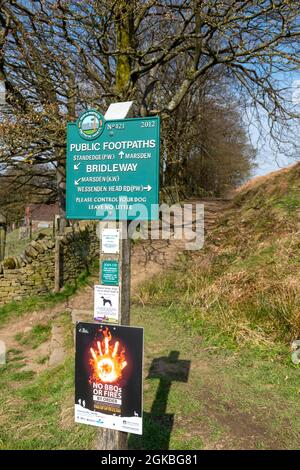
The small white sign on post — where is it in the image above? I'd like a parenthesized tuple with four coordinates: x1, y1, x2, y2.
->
(94, 285, 119, 323)
(104, 101, 133, 120)
(101, 228, 120, 254)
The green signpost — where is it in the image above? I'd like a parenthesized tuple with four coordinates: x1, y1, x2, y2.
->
(66, 110, 160, 221)
(68, 105, 159, 449)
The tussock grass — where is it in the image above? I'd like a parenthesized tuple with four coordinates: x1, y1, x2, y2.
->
(135, 163, 300, 345)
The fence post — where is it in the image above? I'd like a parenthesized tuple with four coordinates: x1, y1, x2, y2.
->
(54, 215, 62, 292)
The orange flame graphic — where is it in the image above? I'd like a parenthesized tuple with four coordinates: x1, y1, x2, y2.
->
(90, 327, 127, 383)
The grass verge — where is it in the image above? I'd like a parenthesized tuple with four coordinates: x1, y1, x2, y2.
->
(0, 313, 96, 450)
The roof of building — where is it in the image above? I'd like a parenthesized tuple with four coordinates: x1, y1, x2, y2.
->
(27, 203, 59, 222)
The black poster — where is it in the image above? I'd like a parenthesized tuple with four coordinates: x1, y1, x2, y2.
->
(75, 322, 143, 435)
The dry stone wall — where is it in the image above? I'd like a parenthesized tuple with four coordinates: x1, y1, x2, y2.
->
(0, 224, 98, 305)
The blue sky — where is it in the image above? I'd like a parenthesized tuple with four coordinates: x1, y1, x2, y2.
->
(249, 72, 300, 177)
(253, 151, 296, 177)
(250, 121, 298, 177)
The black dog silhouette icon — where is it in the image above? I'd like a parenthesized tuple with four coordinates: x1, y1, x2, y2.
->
(101, 296, 112, 307)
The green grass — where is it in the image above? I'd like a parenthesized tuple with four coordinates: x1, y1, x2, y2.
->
(0, 163, 299, 449)
(274, 195, 300, 213)
(0, 282, 299, 449)
(129, 160, 300, 449)
(10, 370, 36, 382)
(0, 356, 96, 450)
(36, 355, 49, 365)
(128, 304, 300, 450)
(0, 315, 96, 450)
(15, 322, 51, 349)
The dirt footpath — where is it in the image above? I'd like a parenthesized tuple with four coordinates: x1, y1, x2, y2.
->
(0, 198, 228, 395)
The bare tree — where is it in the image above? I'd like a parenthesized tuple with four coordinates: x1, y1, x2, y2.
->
(0, 0, 299, 214)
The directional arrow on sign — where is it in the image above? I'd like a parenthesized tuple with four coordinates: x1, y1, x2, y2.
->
(74, 163, 81, 170)
(143, 185, 152, 192)
(119, 151, 124, 159)
(75, 178, 82, 186)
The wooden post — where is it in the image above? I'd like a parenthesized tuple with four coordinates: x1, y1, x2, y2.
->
(0, 215, 7, 261)
(119, 220, 131, 327)
(54, 235, 62, 293)
(0, 225, 6, 261)
(96, 220, 131, 450)
(95, 103, 133, 450)
(54, 215, 62, 293)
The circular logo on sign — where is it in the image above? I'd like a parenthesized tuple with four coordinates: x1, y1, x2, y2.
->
(78, 110, 104, 140)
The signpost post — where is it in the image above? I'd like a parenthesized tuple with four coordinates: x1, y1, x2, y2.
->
(66, 103, 160, 450)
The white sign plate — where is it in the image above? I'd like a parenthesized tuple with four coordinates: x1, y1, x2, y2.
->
(94, 285, 119, 323)
(101, 228, 120, 254)
(104, 101, 133, 120)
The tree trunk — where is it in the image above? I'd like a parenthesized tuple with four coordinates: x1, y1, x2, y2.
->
(95, 2, 136, 452)
(115, 1, 136, 98)
(56, 160, 66, 234)
(0, 224, 6, 261)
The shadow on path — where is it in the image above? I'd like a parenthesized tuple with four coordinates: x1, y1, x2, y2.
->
(129, 351, 190, 450)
